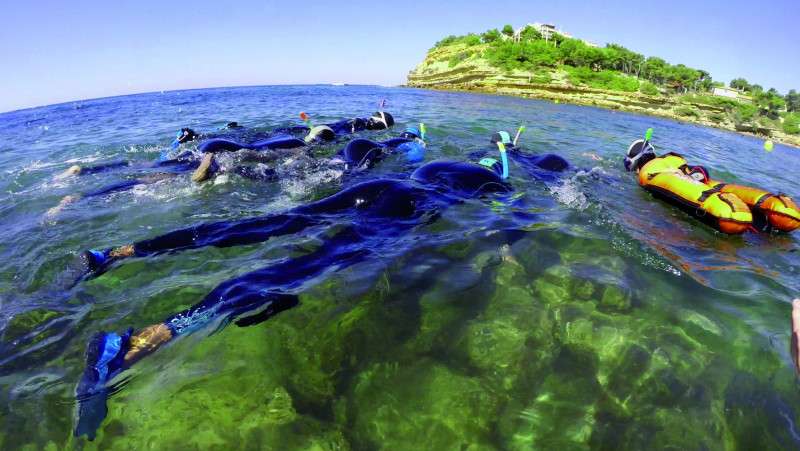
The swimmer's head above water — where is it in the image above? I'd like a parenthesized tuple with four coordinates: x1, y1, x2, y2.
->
(304, 125, 336, 143)
(176, 128, 198, 144)
(400, 126, 422, 140)
(366, 111, 395, 130)
(624, 139, 656, 172)
(479, 130, 515, 179)
(490, 131, 515, 149)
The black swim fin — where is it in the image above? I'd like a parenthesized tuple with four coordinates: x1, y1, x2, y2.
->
(234, 293, 299, 328)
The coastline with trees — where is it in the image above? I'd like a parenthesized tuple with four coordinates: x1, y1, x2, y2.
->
(407, 24, 800, 147)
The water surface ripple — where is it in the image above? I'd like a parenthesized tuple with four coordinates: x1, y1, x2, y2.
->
(0, 85, 799, 449)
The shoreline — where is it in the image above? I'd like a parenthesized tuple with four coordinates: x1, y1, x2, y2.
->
(405, 45, 800, 149)
(405, 81, 800, 149)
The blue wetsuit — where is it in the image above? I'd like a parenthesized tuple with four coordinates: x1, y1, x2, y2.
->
(61, 116, 398, 206)
(73, 151, 568, 439)
(83, 157, 564, 331)
(68, 115, 386, 178)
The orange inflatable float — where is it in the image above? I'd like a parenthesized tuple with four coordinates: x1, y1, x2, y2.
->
(625, 139, 800, 234)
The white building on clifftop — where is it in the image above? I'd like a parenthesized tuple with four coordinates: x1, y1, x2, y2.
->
(514, 22, 598, 47)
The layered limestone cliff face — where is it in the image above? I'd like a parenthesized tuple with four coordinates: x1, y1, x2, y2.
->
(407, 43, 800, 148)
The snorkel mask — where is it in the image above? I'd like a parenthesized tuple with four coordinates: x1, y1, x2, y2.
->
(171, 128, 197, 148)
(398, 123, 427, 163)
(401, 126, 421, 140)
(165, 128, 198, 160)
(367, 111, 394, 130)
(624, 139, 656, 172)
(304, 125, 336, 143)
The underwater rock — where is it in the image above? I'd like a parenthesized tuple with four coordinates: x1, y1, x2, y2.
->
(499, 344, 602, 450)
(571, 279, 596, 301)
(3, 308, 63, 344)
(598, 285, 631, 312)
(723, 372, 800, 450)
(84, 323, 351, 450)
(678, 309, 722, 337)
(455, 260, 559, 388)
(604, 344, 651, 401)
(263, 386, 297, 425)
(531, 265, 572, 306)
(349, 359, 498, 450)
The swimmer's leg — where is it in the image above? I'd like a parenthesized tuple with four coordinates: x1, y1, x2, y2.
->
(48, 172, 183, 219)
(191, 153, 217, 183)
(164, 227, 369, 335)
(56, 160, 131, 180)
(81, 213, 327, 277)
(55, 165, 83, 180)
(46, 180, 140, 219)
(509, 150, 570, 174)
(45, 195, 82, 218)
(80, 180, 407, 278)
(76, 228, 371, 438)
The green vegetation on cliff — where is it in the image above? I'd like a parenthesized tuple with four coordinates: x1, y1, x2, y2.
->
(411, 24, 800, 145)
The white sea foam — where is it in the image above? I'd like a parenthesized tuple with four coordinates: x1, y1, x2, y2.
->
(130, 178, 199, 202)
(549, 166, 606, 211)
(280, 167, 343, 199)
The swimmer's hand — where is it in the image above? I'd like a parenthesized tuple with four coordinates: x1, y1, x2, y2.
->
(791, 299, 800, 375)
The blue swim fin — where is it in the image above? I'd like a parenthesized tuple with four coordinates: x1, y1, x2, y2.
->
(74, 329, 132, 440)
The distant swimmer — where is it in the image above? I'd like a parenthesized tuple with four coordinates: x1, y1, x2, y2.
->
(191, 122, 425, 184)
(46, 112, 397, 217)
(54, 111, 394, 180)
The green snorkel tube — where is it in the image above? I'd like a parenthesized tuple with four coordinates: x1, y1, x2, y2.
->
(643, 127, 653, 147)
(513, 125, 526, 147)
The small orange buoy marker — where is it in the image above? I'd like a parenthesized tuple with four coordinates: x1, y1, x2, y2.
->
(791, 299, 800, 375)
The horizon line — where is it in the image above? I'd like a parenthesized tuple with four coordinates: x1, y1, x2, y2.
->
(0, 82, 404, 116)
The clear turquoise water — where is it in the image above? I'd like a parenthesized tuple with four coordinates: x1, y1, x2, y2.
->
(1, 85, 799, 450)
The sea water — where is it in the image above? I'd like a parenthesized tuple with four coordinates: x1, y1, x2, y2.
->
(1, 85, 799, 449)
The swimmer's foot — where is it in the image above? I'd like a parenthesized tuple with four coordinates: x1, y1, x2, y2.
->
(79, 245, 135, 277)
(191, 153, 215, 183)
(56, 165, 82, 180)
(791, 299, 800, 375)
(74, 329, 132, 440)
(45, 195, 80, 218)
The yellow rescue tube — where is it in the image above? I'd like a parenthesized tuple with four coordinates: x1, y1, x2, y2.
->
(638, 154, 752, 234)
(709, 181, 800, 232)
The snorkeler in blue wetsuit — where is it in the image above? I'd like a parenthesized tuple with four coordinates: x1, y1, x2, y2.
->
(55, 112, 395, 179)
(72, 130, 568, 439)
(190, 122, 428, 185)
(46, 113, 397, 217)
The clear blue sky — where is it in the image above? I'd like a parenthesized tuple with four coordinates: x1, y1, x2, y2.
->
(1, 0, 797, 113)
